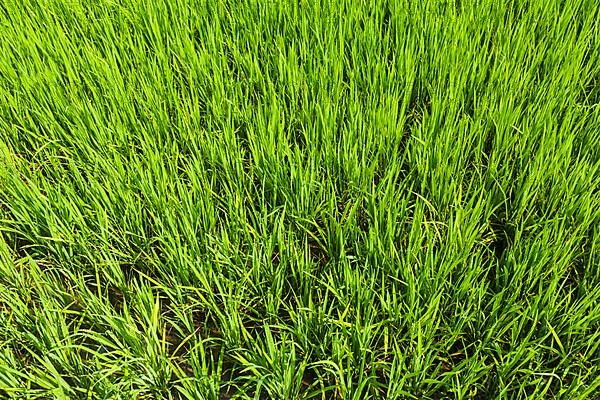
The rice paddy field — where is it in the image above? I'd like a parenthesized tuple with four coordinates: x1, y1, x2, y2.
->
(0, 0, 599, 398)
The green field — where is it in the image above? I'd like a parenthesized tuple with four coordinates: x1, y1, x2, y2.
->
(0, 0, 599, 399)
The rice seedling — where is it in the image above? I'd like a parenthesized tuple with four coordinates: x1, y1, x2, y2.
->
(0, 0, 599, 398)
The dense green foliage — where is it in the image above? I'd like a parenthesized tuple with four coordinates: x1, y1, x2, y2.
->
(0, 0, 599, 398)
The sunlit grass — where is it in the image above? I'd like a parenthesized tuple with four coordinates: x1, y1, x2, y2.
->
(0, 0, 599, 398)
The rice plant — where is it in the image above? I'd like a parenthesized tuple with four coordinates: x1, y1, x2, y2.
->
(0, 0, 599, 398)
